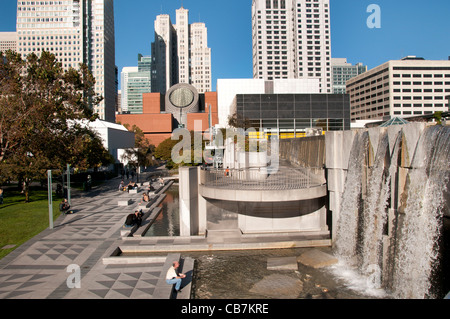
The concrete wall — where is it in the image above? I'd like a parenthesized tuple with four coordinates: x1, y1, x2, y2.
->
(325, 123, 430, 242)
(180, 165, 329, 237)
(279, 136, 326, 168)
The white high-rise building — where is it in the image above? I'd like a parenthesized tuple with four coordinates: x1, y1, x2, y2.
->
(152, 14, 176, 94)
(151, 6, 212, 94)
(252, 0, 332, 93)
(121, 66, 138, 113)
(0, 32, 17, 52)
(347, 56, 450, 120)
(16, 0, 116, 122)
(189, 22, 212, 93)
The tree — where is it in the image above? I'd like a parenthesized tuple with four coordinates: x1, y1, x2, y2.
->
(120, 124, 156, 169)
(227, 112, 252, 130)
(0, 50, 110, 201)
(154, 137, 180, 170)
(154, 131, 207, 170)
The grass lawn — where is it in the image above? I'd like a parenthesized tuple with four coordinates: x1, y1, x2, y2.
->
(0, 186, 62, 260)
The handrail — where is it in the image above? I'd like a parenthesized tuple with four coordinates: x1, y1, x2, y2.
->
(200, 167, 324, 190)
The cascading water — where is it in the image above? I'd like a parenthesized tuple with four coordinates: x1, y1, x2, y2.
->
(332, 125, 450, 299)
(360, 132, 394, 280)
(392, 126, 450, 299)
(334, 131, 369, 264)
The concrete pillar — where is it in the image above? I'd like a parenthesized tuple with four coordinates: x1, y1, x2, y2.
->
(197, 167, 207, 236)
(179, 167, 199, 236)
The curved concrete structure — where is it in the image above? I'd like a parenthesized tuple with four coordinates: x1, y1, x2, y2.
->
(199, 184, 327, 203)
(179, 166, 330, 238)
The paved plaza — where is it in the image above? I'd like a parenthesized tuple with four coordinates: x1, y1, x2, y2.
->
(0, 175, 191, 299)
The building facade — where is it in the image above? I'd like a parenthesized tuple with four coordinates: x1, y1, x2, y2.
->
(233, 93, 350, 138)
(347, 57, 450, 121)
(151, 6, 212, 95)
(331, 58, 367, 94)
(217, 78, 320, 127)
(116, 83, 218, 147)
(0, 32, 17, 52)
(120, 55, 152, 114)
(252, 0, 332, 93)
(16, 0, 116, 122)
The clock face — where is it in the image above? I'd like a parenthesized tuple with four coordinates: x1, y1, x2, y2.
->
(169, 87, 195, 108)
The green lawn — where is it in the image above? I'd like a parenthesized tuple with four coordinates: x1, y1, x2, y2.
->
(0, 186, 62, 260)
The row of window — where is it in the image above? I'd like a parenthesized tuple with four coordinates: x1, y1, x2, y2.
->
(19, 1, 69, 5)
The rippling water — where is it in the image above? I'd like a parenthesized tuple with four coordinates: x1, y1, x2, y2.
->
(142, 185, 389, 299)
(188, 248, 383, 299)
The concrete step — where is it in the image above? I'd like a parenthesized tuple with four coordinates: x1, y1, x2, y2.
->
(152, 253, 181, 299)
(176, 257, 194, 299)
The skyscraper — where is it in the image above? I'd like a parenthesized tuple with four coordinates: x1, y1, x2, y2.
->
(151, 6, 212, 95)
(16, 0, 116, 122)
(121, 55, 152, 114)
(252, 0, 332, 93)
(331, 58, 367, 94)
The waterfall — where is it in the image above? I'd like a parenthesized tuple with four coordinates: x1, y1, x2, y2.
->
(360, 132, 393, 278)
(334, 131, 369, 264)
(331, 125, 450, 299)
(392, 126, 450, 299)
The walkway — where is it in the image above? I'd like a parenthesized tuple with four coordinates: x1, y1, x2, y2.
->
(0, 174, 191, 299)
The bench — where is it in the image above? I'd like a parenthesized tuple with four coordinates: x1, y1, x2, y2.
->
(118, 199, 132, 206)
(128, 188, 140, 194)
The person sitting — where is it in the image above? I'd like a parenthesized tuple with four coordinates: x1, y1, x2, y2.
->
(119, 180, 125, 191)
(127, 181, 137, 192)
(165, 261, 186, 293)
(59, 199, 74, 214)
(124, 210, 144, 228)
(142, 192, 149, 203)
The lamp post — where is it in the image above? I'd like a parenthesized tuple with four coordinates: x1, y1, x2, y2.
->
(67, 164, 71, 205)
(47, 170, 53, 230)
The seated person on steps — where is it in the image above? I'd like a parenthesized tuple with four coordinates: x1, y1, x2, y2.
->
(124, 210, 144, 228)
(140, 192, 149, 204)
(59, 199, 74, 214)
(165, 261, 186, 293)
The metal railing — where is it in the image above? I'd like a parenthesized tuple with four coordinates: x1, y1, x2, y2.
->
(200, 166, 324, 191)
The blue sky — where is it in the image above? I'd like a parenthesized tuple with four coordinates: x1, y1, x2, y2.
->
(1, 0, 450, 91)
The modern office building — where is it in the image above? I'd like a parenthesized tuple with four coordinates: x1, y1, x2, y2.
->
(347, 56, 450, 121)
(16, 0, 116, 123)
(217, 78, 320, 127)
(232, 93, 350, 138)
(121, 67, 138, 113)
(120, 55, 152, 114)
(0, 32, 17, 52)
(331, 58, 367, 94)
(151, 6, 212, 95)
(252, 0, 332, 93)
